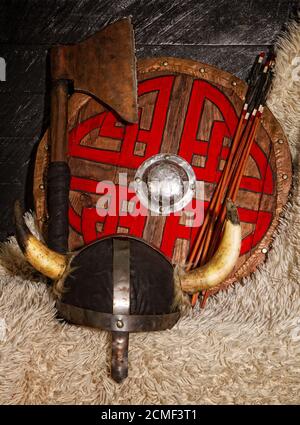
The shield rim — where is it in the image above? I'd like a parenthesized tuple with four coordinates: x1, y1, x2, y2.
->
(33, 57, 292, 295)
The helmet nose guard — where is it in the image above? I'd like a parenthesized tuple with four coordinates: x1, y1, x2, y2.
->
(56, 236, 180, 383)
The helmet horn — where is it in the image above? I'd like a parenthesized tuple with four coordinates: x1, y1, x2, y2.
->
(180, 200, 241, 294)
(14, 201, 67, 280)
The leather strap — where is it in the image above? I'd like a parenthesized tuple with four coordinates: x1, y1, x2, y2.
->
(47, 161, 70, 253)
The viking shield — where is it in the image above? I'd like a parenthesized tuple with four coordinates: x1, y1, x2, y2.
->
(34, 57, 292, 296)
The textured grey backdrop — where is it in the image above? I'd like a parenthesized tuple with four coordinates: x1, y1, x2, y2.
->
(0, 0, 298, 240)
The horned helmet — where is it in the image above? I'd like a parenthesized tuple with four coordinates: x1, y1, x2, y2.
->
(14, 200, 240, 382)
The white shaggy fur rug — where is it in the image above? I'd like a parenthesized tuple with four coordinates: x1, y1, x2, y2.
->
(1, 23, 300, 405)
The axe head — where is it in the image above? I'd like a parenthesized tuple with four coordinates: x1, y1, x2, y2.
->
(50, 18, 138, 123)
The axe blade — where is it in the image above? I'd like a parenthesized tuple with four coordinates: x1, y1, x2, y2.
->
(51, 17, 138, 123)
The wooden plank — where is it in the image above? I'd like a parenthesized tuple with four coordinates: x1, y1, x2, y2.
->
(133, 0, 292, 46)
(0, 47, 47, 93)
(0, 94, 47, 137)
(0, 0, 293, 45)
(0, 137, 37, 177)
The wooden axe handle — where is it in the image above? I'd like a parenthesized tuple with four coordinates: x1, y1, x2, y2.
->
(50, 80, 68, 162)
(47, 78, 70, 253)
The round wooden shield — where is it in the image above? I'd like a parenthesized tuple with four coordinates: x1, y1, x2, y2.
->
(34, 57, 292, 294)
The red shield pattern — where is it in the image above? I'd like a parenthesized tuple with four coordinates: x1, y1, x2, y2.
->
(34, 58, 291, 290)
